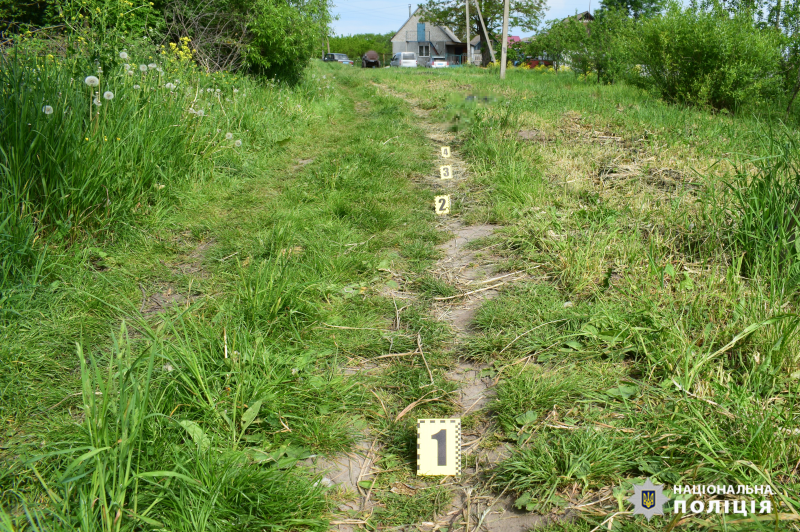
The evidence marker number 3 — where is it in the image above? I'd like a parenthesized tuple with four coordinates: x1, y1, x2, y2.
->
(440, 165, 453, 180)
(417, 418, 461, 476)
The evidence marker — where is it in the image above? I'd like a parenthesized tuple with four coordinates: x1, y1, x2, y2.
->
(441, 146, 451, 158)
(439, 165, 453, 180)
(434, 195, 450, 215)
(417, 418, 461, 476)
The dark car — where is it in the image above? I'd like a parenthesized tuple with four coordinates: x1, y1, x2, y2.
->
(323, 53, 354, 66)
(362, 50, 380, 68)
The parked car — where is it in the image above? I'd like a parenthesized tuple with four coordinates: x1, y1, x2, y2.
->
(362, 50, 380, 68)
(390, 52, 418, 68)
(323, 53, 354, 66)
(425, 56, 448, 68)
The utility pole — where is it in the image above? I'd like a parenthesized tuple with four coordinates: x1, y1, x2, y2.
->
(465, 0, 470, 65)
(473, 0, 496, 64)
(499, 0, 510, 79)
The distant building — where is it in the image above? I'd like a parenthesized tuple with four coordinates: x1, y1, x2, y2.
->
(391, 7, 467, 65)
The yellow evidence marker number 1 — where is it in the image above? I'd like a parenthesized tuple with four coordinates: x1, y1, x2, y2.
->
(434, 195, 450, 215)
(441, 146, 451, 158)
(417, 419, 461, 476)
(439, 165, 453, 180)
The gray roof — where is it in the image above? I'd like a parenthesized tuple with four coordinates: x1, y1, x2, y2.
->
(441, 26, 461, 43)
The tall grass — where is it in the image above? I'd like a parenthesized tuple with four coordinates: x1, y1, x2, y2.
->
(0, 42, 250, 289)
(710, 124, 800, 299)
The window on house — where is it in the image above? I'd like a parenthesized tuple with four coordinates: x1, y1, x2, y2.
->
(418, 45, 430, 57)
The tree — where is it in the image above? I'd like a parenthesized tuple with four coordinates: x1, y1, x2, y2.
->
(419, 0, 546, 66)
(597, 0, 665, 19)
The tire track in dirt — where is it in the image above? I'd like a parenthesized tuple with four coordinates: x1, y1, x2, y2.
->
(369, 82, 551, 532)
(313, 82, 549, 532)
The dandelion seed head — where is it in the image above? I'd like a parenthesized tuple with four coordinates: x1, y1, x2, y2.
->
(206, 88, 212, 93)
(139, 64, 148, 72)
(148, 63, 157, 69)
(134, 84, 141, 89)
(215, 88, 220, 93)
(233, 88, 239, 93)
(93, 98, 101, 106)
(165, 82, 175, 90)
(234, 139, 242, 147)
(157, 68, 163, 73)
(84, 75, 100, 87)
(124, 63, 130, 70)
(119, 51, 128, 60)
(103, 91, 114, 100)
(126, 70, 133, 75)
(225, 132, 233, 140)
(42, 105, 53, 115)
(196, 109, 204, 117)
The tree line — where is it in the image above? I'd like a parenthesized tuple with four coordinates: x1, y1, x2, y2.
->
(0, 0, 336, 84)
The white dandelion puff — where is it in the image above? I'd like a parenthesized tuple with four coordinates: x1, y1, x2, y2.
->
(126, 70, 133, 76)
(215, 88, 220, 93)
(93, 98, 102, 106)
(322, 75, 326, 79)
(206, 88, 212, 93)
(133, 84, 141, 89)
(234, 139, 242, 147)
(233, 88, 239, 93)
(165, 82, 175, 90)
(147, 63, 157, 69)
(84, 75, 99, 87)
(119, 51, 128, 60)
(123, 63, 130, 69)
(42, 105, 53, 115)
(157, 68, 163, 73)
(196, 109, 204, 117)
(225, 132, 233, 140)
(103, 91, 114, 100)
(139, 64, 148, 72)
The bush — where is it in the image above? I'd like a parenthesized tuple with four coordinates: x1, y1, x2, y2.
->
(630, 2, 785, 110)
(245, 0, 316, 84)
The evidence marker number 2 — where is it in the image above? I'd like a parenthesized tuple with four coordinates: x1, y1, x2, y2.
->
(417, 418, 461, 476)
(434, 195, 450, 215)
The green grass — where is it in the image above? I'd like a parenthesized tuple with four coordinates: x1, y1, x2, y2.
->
(4, 51, 800, 532)
(371, 66, 800, 530)
(0, 53, 457, 530)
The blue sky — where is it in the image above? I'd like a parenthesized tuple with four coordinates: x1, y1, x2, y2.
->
(331, 0, 600, 38)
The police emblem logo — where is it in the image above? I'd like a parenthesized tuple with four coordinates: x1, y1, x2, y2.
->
(627, 478, 669, 521)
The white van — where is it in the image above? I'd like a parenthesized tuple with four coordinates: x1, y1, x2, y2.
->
(390, 52, 418, 68)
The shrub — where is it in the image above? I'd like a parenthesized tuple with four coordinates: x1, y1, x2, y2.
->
(245, 0, 316, 84)
(630, 2, 784, 110)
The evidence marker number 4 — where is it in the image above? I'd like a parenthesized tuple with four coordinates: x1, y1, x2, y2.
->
(417, 418, 461, 476)
(441, 146, 451, 158)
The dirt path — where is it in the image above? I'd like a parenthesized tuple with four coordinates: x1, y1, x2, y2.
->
(309, 83, 550, 532)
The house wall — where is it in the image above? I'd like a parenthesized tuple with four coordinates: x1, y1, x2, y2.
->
(391, 10, 459, 59)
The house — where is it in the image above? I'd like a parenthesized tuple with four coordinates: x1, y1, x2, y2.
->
(391, 7, 467, 65)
